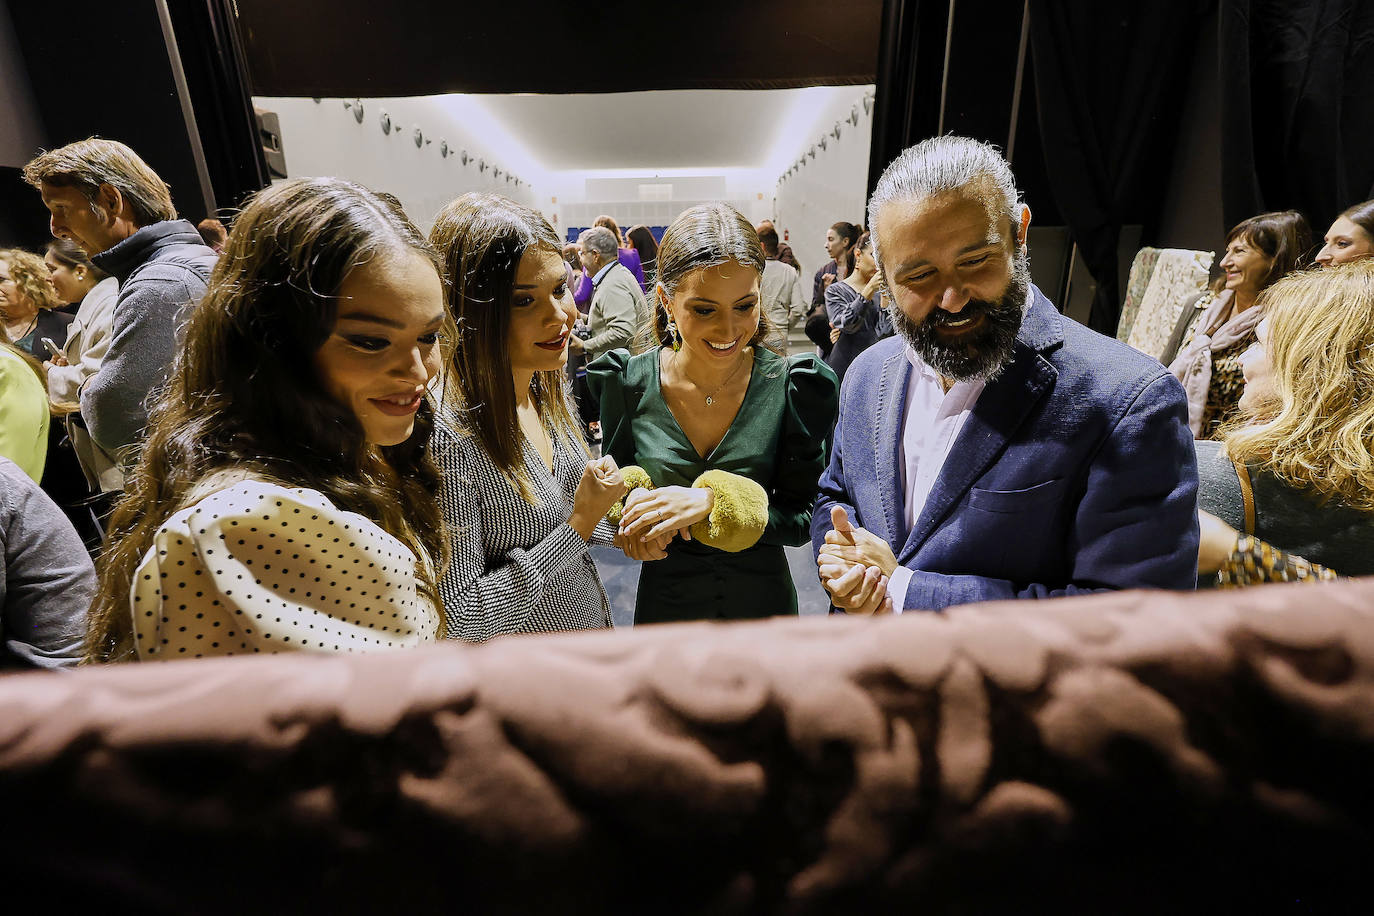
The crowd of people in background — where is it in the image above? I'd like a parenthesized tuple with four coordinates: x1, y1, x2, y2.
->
(2, 133, 1372, 672)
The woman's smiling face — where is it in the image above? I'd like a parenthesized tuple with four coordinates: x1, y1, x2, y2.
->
(313, 250, 446, 447)
(664, 258, 760, 362)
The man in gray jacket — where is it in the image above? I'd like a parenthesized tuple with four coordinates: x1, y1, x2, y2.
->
(571, 226, 647, 362)
(25, 139, 218, 475)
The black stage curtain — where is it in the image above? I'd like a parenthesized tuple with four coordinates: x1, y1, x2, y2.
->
(234, 0, 881, 97)
(1220, 0, 1374, 232)
(1028, 1, 1212, 334)
(165, 0, 272, 217)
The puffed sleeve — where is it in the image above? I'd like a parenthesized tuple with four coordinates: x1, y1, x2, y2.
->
(761, 353, 839, 546)
(585, 347, 639, 470)
(132, 482, 438, 659)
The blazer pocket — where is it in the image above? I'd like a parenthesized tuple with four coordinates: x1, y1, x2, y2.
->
(967, 478, 1066, 514)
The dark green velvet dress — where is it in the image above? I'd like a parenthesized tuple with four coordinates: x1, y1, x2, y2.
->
(587, 346, 839, 624)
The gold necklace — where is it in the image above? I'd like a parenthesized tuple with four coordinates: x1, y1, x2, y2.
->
(674, 348, 749, 406)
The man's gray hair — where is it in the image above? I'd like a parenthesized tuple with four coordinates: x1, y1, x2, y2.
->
(579, 226, 619, 262)
(868, 136, 1022, 247)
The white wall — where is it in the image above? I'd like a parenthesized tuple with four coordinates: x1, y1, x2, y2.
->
(255, 88, 872, 255)
(253, 96, 544, 234)
(771, 86, 874, 281)
(543, 168, 774, 243)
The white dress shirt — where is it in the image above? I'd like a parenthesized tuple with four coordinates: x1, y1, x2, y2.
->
(886, 347, 986, 609)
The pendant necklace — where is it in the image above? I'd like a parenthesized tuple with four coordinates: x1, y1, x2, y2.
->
(675, 349, 747, 406)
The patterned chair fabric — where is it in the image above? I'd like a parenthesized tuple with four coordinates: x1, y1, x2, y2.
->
(1116, 247, 1161, 342)
(2, 580, 1373, 913)
(1118, 247, 1214, 360)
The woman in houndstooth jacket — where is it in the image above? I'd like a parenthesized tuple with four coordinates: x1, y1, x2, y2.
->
(430, 193, 626, 643)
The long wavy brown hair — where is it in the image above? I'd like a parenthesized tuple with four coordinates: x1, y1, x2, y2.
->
(87, 177, 448, 663)
(429, 192, 584, 502)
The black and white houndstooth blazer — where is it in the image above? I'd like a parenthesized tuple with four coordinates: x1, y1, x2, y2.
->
(432, 411, 614, 643)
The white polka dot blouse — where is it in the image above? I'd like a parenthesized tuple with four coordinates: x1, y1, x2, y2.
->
(131, 480, 439, 659)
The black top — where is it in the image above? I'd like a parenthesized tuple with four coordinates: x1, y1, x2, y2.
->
(13, 309, 74, 362)
(1196, 438, 1374, 579)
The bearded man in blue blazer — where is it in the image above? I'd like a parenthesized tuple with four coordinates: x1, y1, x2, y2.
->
(812, 136, 1199, 614)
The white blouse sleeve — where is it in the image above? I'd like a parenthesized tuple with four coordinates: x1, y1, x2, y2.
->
(132, 481, 438, 659)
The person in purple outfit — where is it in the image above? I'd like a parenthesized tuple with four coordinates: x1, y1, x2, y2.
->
(572, 214, 645, 307)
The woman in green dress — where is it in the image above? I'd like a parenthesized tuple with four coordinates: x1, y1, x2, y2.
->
(587, 204, 839, 624)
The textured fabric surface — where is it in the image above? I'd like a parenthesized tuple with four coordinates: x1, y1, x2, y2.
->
(1116, 246, 1160, 343)
(1125, 248, 1213, 360)
(2, 580, 1374, 912)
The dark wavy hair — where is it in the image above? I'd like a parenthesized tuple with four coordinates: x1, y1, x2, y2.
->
(627, 225, 658, 268)
(87, 177, 448, 663)
(430, 192, 584, 503)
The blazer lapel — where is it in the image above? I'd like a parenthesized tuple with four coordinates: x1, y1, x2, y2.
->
(898, 345, 1056, 562)
(874, 350, 911, 546)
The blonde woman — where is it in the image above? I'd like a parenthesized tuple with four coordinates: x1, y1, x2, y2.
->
(0, 249, 72, 361)
(1195, 261, 1374, 585)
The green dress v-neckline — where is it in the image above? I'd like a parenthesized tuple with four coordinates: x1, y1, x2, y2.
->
(650, 347, 760, 462)
(587, 344, 839, 624)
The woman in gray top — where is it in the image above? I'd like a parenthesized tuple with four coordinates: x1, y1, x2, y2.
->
(824, 231, 882, 385)
(1195, 262, 1374, 586)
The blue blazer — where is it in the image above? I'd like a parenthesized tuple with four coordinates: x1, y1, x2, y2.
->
(812, 288, 1199, 610)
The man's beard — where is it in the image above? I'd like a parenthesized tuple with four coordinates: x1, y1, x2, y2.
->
(887, 247, 1032, 383)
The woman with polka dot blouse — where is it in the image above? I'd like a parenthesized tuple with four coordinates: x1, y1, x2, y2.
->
(85, 178, 449, 662)
(429, 194, 626, 641)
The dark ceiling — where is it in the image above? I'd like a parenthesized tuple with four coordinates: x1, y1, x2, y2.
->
(233, 0, 884, 97)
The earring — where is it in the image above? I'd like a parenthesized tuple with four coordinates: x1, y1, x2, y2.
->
(666, 319, 681, 351)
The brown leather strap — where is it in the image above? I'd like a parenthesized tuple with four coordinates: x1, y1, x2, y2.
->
(1233, 459, 1256, 536)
